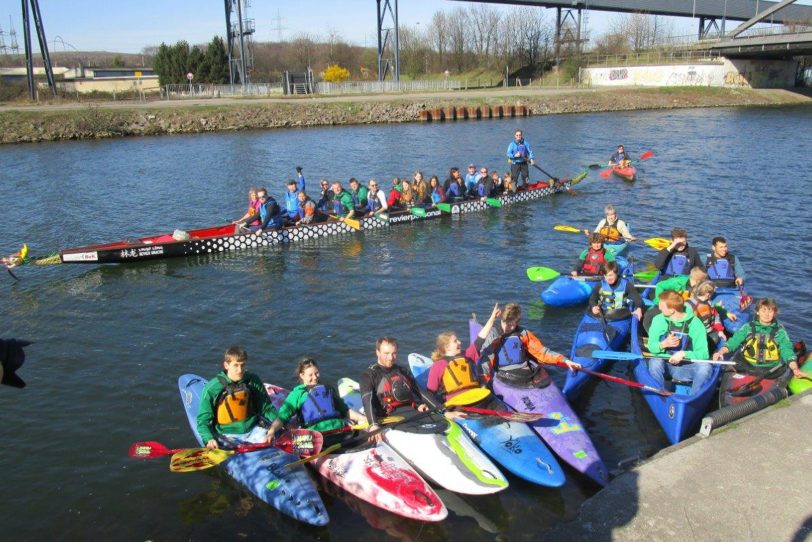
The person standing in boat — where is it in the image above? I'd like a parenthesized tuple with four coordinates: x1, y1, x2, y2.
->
(266, 358, 365, 446)
(365, 179, 389, 217)
(235, 188, 284, 235)
(506, 129, 535, 189)
(705, 236, 746, 288)
(588, 262, 643, 321)
(360, 337, 437, 443)
(197, 346, 279, 449)
(475, 303, 580, 386)
(713, 298, 806, 381)
(608, 145, 631, 168)
(655, 228, 704, 277)
(583, 204, 636, 242)
(571, 233, 616, 278)
(647, 290, 712, 395)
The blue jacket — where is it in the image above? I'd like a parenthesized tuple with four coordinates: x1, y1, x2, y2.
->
(507, 139, 534, 164)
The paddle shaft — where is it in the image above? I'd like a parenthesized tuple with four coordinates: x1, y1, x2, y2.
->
(531, 163, 559, 181)
(565, 363, 673, 396)
(456, 405, 543, 422)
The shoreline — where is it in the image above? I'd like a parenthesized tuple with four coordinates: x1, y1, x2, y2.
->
(1, 87, 810, 144)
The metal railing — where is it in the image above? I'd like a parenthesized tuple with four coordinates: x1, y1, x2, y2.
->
(314, 79, 462, 94)
(162, 82, 283, 99)
(582, 49, 722, 67)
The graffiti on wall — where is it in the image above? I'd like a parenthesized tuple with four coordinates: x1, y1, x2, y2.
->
(609, 68, 629, 81)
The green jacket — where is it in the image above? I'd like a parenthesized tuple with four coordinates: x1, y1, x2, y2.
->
(653, 275, 690, 303)
(277, 383, 350, 433)
(334, 190, 355, 216)
(725, 320, 796, 365)
(196, 371, 278, 443)
(647, 312, 709, 360)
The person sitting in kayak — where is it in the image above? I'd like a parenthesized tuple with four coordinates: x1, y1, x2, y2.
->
(608, 144, 631, 168)
(464, 164, 479, 197)
(685, 280, 728, 349)
(292, 191, 325, 225)
(506, 129, 536, 189)
(705, 236, 746, 288)
(443, 167, 466, 202)
(316, 178, 334, 212)
(429, 176, 445, 206)
(425, 305, 500, 403)
(266, 358, 365, 446)
(235, 188, 284, 235)
(476, 303, 581, 386)
(412, 171, 430, 204)
(330, 181, 357, 219)
(713, 298, 807, 381)
(360, 337, 439, 443)
(655, 228, 704, 278)
(571, 233, 616, 278)
(232, 187, 260, 231)
(588, 262, 643, 321)
(197, 346, 279, 450)
(645, 268, 725, 332)
(647, 290, 712, 395)
(348, 178, 369, 216)
(365, 179, 389, 218)
(583, 204, 636, 242)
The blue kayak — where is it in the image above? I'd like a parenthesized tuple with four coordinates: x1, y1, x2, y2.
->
(713, 287, 753, 334)
(408, 353, 566, 488)
(629, 323, 722, 445)
(562, 313, 633, 400)
(177, 374, 329, 526)
(541, 256, 629, 308)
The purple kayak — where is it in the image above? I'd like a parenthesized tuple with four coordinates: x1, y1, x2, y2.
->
(469, 316, 609, 486)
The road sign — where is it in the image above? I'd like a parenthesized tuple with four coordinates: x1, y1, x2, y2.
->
(186, 72, 194, 81)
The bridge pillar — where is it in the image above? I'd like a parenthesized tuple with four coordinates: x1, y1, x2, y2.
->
(555, 6, 586, 64)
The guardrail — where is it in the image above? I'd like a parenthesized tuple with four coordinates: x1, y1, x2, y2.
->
(314, 79, 463, 94)
(162, 83, 284, 99)
(582, 49, 721, 67)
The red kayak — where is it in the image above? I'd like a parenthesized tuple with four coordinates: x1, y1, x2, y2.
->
(611, 165, 636, 182)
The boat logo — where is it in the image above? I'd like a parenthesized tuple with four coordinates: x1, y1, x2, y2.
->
(183, 390, 193, 407)
(460, 424, 479, 441)
(573, 450, 588, 459)
(61, 251, 98, 262)
(668, 404, 676, 419)
(535, 457, 553, 474)
(501, 435, 522, 454)
(265, 480, 281, 490)
(521, 396, 536, 411)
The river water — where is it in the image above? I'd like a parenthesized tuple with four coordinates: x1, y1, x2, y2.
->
(1, 104, 811, 541)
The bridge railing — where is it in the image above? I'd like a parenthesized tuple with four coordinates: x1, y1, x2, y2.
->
(703, 23, 812, 40)
(582, 49, 721, 67)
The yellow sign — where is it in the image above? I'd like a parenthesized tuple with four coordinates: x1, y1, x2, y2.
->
(134, 71, 142, 78)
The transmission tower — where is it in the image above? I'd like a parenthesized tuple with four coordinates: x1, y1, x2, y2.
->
(9, 17, 20, 54)
(271, 9, 287, 42)
(376, 0, 399, 81)
(224, 0, 255, 86)
(20, 0, 56, 98)
(0, 24, 6, 55)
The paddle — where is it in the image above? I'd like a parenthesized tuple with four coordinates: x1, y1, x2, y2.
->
(729, 362, 788, 397)
(531, 163, 559, 182)
(435, 202, 452, 213)
(524, 266, 601, 283)
(590, 350, 735, 365)
(409, 206, 427, 217)
(597, 150, 654, 177)
(286, 409, 436, 467)
(558, 361, 673, 396)
(552, 225, 669, 251)
(455, 405, 543, 422)
(373, 212, 390, 222)
(329, 214, 361, 230)
(444, 387, 491, 407)
(484, 198, 501, 208)
(738, 285, 753, 311)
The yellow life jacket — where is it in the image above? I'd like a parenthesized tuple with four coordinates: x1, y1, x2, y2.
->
(215, 376, 255, 425)
(741, 323, 781, 366)
(441, 356, 480, 394)
(599, 220, 622, 242)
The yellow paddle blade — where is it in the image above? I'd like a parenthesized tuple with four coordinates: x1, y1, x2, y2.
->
(644, 238, 670, 251)
(18, 244, 28, 259)
(553, 225, 582, 233)
(169, 448, 233, 472)
(349, 415, 404, 431)
(342, 217, 361, 230)
(444, 387, 491, 407)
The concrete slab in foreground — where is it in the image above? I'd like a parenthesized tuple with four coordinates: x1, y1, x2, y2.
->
(541, 391, 812, 542)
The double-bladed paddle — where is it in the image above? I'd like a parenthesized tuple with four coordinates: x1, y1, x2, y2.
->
(552, 225, 670, 251)
(592, 150, 654, 177)
(525, 265, 657, 283)
(455, 405, 543, 422)
(557, 361, 673, 396)
(590, 350, 735, 365)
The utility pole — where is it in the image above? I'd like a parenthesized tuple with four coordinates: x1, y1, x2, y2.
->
(19, 0, 56, 98)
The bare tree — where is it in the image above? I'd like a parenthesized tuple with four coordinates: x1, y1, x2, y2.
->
(446, 6, 470, 72)
(467, 3, 502, 66)
(513, 7, 553, 68)
(428, 11, 449, 68)
(607, 13, 674, 52)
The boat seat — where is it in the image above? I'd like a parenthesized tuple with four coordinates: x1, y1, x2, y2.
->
(666, 378, 693, 395)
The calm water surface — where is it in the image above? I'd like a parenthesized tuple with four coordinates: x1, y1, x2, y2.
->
(1, 104, 811, 541)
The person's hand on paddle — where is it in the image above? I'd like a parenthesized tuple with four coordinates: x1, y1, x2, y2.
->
(205, 439, 219, 450)
(668, 351, 687, 365)
(254, 228, 263, 236)
(443, 409, 467, 420)
(591, 305, 601, 316)
(416, 403, 430, 413)
(632, 307, 643, 320)
(366, 424, 384, 443)
(570, 270, 578, 277)
(562, 358, 581, 371)
(735, 277, 744, 287)
(529, 159, 535, 166)
(728, 312, 738, 322)
(713, 347, 729, 361)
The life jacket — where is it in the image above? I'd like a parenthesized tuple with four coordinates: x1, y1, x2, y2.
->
(259, 197, 282, 227)
(215, 376, 256, 425)
(440, 356, 480, 395)
(446, 181, 463, 199)
(706, 253, 736, 287)
(658, 319, 693, 355)
(685, 298, 724, 335)
(664, 251, 690, 276)
(372, 366, 416, 414)
(512, 141, 528, 162)
(494, 334, 528, 371)
(598, 277, 629, 311)
(332, 191, 353, 216)
(581, 247, 608, 276)
(299, 384, 342, 426)
(350, 187, 366, 208)
(367, 190, 383, 212)
(431, 187, 443, 204)
(284, 190, 299, 217)
(741, 322, 781, 366)
(247, 200, 261, 225)
(599, 220, 622, 242)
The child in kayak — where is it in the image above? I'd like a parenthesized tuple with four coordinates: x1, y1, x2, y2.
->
(197, 346, 279, 449)
(713, 298, 807, 381)
(571, 233, 616, 278)
(266, 358, 365, 446)
(685, 280, 728, 349)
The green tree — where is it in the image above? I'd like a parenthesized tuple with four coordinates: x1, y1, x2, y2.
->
(204, 37, 229, 84)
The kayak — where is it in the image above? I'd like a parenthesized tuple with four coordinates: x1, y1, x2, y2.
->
(407, 353, 566, 488)
(788, 359, 812, 394)
(605, 239, 629, 256)
(562, 313, 633, 400)
(337, 378, 508, 495)
(718, 366, 791, 408)
(611, 165, 636, 182)
(177, 374, 329, 526)
(712, 287, 753, 334)
(541, 255, 629, 308)
(470, 316, 609, 486)
(629, 322, 722, 444)
(263, 383, 447, 522)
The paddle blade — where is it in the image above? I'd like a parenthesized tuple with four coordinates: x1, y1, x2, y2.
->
(170, 448, 233, 472)
(554, 224, 581, 233)
(638, 150, 654, 161)
(526, 266, 560, 282)
(738, 287, 753, 311)
(410, 206, 427, 217)
(129, 441, 175, 459)
(633, 270, 659, 282)
(286, 443, 342, 468)
(644, 238, 670, 251)
(587, 163, 607, 170)
(436, 203, 452, 212)
(342, 217, 361, 230)
(459, 406, 543, 422)
(375, 212, 390, 222)
(571, 168, 589, 185)
(282, 429, 323, 456)
(484, 198, 502, 208)
(444, 388, 491, 407)
(599, 168, 612, 178)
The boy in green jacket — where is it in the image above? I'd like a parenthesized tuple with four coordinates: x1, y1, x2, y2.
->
(197, 346, 278, 449)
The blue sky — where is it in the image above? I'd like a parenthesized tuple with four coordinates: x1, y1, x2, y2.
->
(0, 0, 799, 54)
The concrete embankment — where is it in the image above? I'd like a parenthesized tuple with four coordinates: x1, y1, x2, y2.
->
(0, 87, 810, 144)
(540, 391, 812, 542)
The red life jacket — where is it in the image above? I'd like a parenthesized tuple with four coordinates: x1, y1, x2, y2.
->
(581, 247, 607, 276)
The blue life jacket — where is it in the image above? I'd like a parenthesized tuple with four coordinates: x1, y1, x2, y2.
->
(598, 277, 629, 312)
(664, 252, 690, 276)
(299, 385, 341, 426)
(431, 188, 443, 204)
(706, 254, 736, 287)
(446, 182, 463, 199)
(332, 192, 352, 216)
(284, 190, 299, 217)
(495, 334, 527, 370)
(259, 198, 283, 229)
(476, 182, 486, 198)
